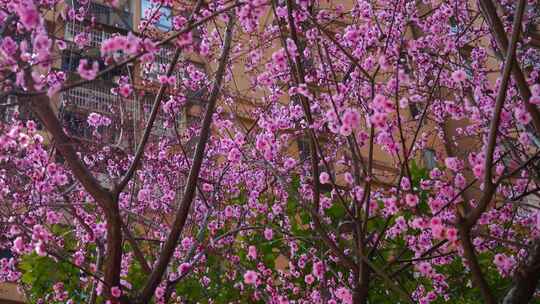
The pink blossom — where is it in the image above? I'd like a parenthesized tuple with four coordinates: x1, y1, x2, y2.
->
(77, 59, 99, 80)
(178, 263, 191, 275)
(176, 32, 193, 48)
(405, 193, 419, 207)
(335, 287, 352, 304)
(531, 84, 540, 96)
(319, 172, 330, 184)
(12, 237, 25, 253)
(400, 178, 411, 191)
(284, 157, 296, 169)
(202, 183, 213, 192)
(493, 253, 515, 277)
(451, 69, 467, 83)
(224, 206, 234, 218)
(34, 241, 46, 256)
(264, 228, 273, 240)
(228, 148, 242, 162)
(312, 261, 325, 279)
(339, 124, 352, 136)
(247, 245, 257, 260)
(515, 107, 532, 125)
(416, 262, 433, 277)
(472, 164, 484, 179)
(243, 270, 258, 285)
(158, 75, 176, 86)
(343, 27, 361, 45)
(444, 157, 460, 171)
(74, 33, 89, 48)
(118, 84, 132, 98)
(431, 225, 445, 240)
(56, 40, 67, 50)
(1, 37, 17, 57)
(15, 1, 40, 30)
(87, 113, 111, 128)
(181, 237, 193, 250)
(110, 286, 121, 298)
(155, 286, 165, 298)
(304, 274, 315, 284)
(446, 227, 458, 242)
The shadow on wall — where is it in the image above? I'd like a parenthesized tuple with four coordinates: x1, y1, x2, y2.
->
(0, 250, 25, 303)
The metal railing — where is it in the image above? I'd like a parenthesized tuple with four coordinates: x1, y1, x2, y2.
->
(64, 22, 113, 49)
(69, 0, 132, 30)
(140, 46, 183, 82)
(60, 81, 130, 115)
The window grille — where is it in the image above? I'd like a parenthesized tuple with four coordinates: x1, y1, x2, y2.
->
(64, 23, 113, 48)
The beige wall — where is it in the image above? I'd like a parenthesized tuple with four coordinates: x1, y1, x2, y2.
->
(0, 283, 25, 303)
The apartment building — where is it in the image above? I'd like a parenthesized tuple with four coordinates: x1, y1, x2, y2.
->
(2, 0, 539, 302)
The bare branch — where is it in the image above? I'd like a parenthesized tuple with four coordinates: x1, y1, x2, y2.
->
(138, 14, 236, 303)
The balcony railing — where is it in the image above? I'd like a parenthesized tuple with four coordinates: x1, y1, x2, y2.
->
(60, 50, 124, 81)
(68, 0, 132, 30)
(64, 22, 113, 49)
(59, 82, 138, 144)
(141, 52, 208, 102)
(88, 2, 132, 30)
(141, 46, 183, 82)
(60, 81, 127, 115)
(140, 95, 180, 138)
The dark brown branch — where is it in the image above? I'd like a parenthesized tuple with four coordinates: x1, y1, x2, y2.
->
(114, 0, 204, 195)
(503, 239, 540, 304)
(27, 90, 122, 290)
(458, 225, 496, 304)
(478, 0, 540, 135)
(120, 219, 151, 273)
(465, 0, 526, 228)
(456, 3, 527, 303)
(278, 0, 358, 272)
(137, 14, 236, 303)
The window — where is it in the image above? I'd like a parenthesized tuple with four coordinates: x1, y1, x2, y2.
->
(61, 109, 118, 143)
(423, 149, 437, 170)
(0, 96, 19, 123)
(140, 92, 181, 138)
(141, 0, 172, 31)
(297, 136, 310, 161)
(409, 102, 421, 119)
(0, 96, 43, 129)
(141, 45, 181, 81)
(61, 51, 82, 72)
(62, 110, 93, 139)
(0, 248, 13, 259)
(90, 2, 132, 30)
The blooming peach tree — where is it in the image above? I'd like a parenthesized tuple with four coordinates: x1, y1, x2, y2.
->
(1, 0, 540, 303)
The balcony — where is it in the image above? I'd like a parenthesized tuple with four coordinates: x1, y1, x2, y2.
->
(140, 46, 183, 82)
(60, 81, 125, 115)
(140, 51, 207, 102)
(64, 22, 114, 49)
(60, 50, 123, 81)
(139, 93, 182, 138)
(68, 0, 132, 30)
(59, 83, 136, 144)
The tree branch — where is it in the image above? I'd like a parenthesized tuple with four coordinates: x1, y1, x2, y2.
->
(137, 14, 236, 303)
(114, 0, 204, 195)
(465, 0, 526, 228)
(478, 0, 540, 135)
